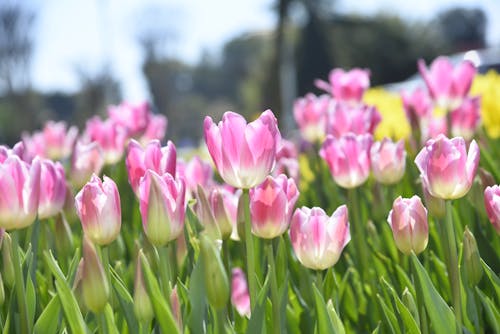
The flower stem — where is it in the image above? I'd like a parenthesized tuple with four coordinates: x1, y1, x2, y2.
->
(158, 245, 173, 303)
(347, 188, 368, 280)
(441, 200, 462, 326)
(222, 239, 234, 320)
(11, 231, 30, 334)
(266, 240, 281, 334)
(242, 189, 257, 311)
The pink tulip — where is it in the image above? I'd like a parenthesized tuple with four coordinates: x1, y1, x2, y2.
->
(140, 114, 168, 145)
(418, 57, 476, 110)
(84, 116, 127, 165)
(231, 268, 251, 317)
(293, 93, 331, 142)
(38, 159, 67, 219)
(315, 68, 370, 103)
(108, 101, 151, 138)
(484, 185, 500, 234)
(326, 103, 381, 138)
(183, 156, 214, 194)
(21, 131, 46, 160)
(450, 96, 481, 140)
(125, 139, 177, 195)
(204, 110, 281, 189)
(320, 133, 373, 189)
(370, 138, 406, 185)
(290, 205, 350, 270)
(421, 115, 448, 143)
(273, 139, 299, 184)
(42, 121, 78, 160)
(0, 156, 40, 230)
(139, 170, 186, 246)
(415, 135, 479, 199)
(70, 140, 105, 188)
(401, 88, 433, 129)
(210, 187, 241, 240)
(0, 142, 26, 163)
(249, 174, 299, 239)
(388, 196, 429, 255)
(75, 174, 121, 246)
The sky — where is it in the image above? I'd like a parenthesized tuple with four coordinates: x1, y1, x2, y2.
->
(28, 0, 500, 101)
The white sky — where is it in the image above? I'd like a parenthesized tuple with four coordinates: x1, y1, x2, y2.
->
(29, 0, 500, 101)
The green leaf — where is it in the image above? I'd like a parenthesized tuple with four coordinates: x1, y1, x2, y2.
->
(481, 259, 500, 304)
(188, 258, 206, 333)
(34, 295, 60, 334)
(104, 304, 120, 334)
(44, 251, 87, 334)
(326, 299, 346, 334)
(381, 278, 420, 334)
(312, 283, 335, 333)
(476, 287, 500, 333)
(140, 252, 180, 334)
(110, 268, 139, 334)
(26, 275, 36, 326)
(246, 270, 270, 334)
(410, 253, 456, 333)
(376, 294, 399, 334)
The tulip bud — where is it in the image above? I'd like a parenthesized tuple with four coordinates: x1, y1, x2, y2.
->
(1, 233, 14, 288)
(387, 196, 428, 255)
(415, 135, 479, 200)
(293, 93, 330, 143)
(290, 205, 350, 270)
(81, 237, 109, 313)
(134, 254, 154, 323)
(75, 175, 122, 246)
(315, 68, 370, 104)
(199, 234, 229, 309)
(462, 227, 483, 286)
(210, 188, 240, 240)
(70, 140, 105, 188)
(484, 185, 500, 234)
(231, 267, 251, 317)
(0, 272, 4, 306)
(249, 174, 299, 239)
(84, 116, 127, 165)
(38, 159, 67, 219)
(402, 288, 419, 324)
(54, 213, 74, 257)
(171, 285, 182, 329)
(370, 138, 406, 185)
(194, 185, 220, 240)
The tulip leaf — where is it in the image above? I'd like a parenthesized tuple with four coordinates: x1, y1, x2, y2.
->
(481, 259, 500, 304)
(312, 283, 335, 333)
(381, 278, 420, 334)
(44, 251, 88, 334)
(104, 303, 120, 334)
(188, 258, 207, 333)
(326, 299, 346, 334)
(476, 287, 500, 333)
(410, 253, 457, 333)
(246, 269, 270, 334)
(26, 275, 36, 327)
(140, 252, 180, 334)
(34, 295, 60, 334)
(376, 294, 399, 334)
(110, 268, 139, 334)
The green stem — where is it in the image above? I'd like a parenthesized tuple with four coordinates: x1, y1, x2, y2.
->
(158, 245, 172, 302)
(216, 308, 227, 334)
(441, 201, 462, 326)
(99, 311, 108, 334)
(316, 270, 323, 293)
(347, 188, 368, 280)
(222, 239, 234, 321)
(11, 231, 30, 334)
(266, 240, 281, 334)
(30, 217, 40, 287)
(243, 189, 257, 311)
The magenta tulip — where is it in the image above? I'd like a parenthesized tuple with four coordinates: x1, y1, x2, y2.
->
(401, 88, 433, 129)
(249, 174, 299, 239)
(84, 116, 127, 165)
(42, 121, 78, 160)
(290, 205, 350, 270)
(140, 114, 168, 145)
(231, 268, 251, 317)
(315, 68, 370, 103)
(450, 96, 481, 140)
(183, 156, 214, 194)
(326, 103, 381, 138)
(415, 135, 479, 199)
(320, 133, 373, 189)
(75, 174, 121, 246)
(108, 101, 150, 138)
(38, 159, 67, 219)
(139, 170, 186, 246)
(0, 156, 40, 230)
(293, 93, 331, 142)
(204, 110, 280, 189)
(370, 138, 406, 185)
(484, 185, 500, 234)
(70, 140, 105, 188)
(388, 196, 429, 255)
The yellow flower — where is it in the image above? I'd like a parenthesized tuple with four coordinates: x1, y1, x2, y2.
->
(471, 71, 500, 139)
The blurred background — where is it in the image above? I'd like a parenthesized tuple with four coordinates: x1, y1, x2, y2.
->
(1, 0, 498, 145)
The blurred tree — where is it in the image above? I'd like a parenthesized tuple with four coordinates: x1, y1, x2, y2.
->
(436, 7, 487, 52)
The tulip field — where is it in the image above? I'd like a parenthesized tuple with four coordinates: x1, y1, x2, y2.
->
(1, 56, 500, 333)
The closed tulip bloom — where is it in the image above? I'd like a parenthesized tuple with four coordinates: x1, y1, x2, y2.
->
(0, 156, 40, 230)
(315, 68, 370, 103)
(21, 131, 47, 160)
(139, 114, 168, 145)
(38, 159, 67, 219)
(415, 135, 479, 200)
(75, 174, 121, 246)
(484, 185, 500, 234)
(210, 187, 241, 240)
(81, 236, 110, 313)
(274, 139, 300, 184)
(43, 121, 78, 160)
(293, 93, 331, 142)
(320, 133, 373, 189)
(370, 138, 406, 184)
(184, 156, 214, 194)
(450, 96, 481, 140)
(70, 140, 105, 188)
(125, 139, 177, 195)
(418, 57, 476, 110)
(84, 116, 127, 165)
(139, 170, 186, 246)
(231, 268, 251, 317)
(250, 174, 299, 239)
(108, 101, 150, 138)
(327, 103, 381, 138)
(421, 115, 448, 143)
(290, 206, 350, 270)
(387, 196, 429, 255)
(401, 88, 433, 130)
(204, 110, 280, 189)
